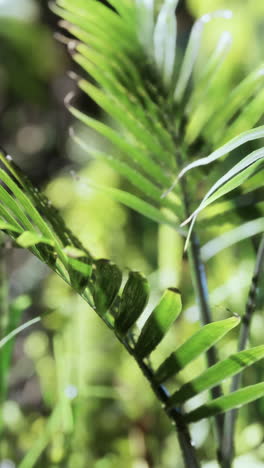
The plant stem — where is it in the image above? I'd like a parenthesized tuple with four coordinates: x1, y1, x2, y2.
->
(176, 147, 224, 449)
(0, 238, 9, 433)
(187, 233, 224, 447)
(84, 281, 200, 466)
(220, 234, 264, 468)
(133, 353, 201, 468)
(0, 240, 8, 338)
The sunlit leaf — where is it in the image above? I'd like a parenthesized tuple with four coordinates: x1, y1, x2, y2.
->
(206, 64, 264, 142)
(168, 345, 264, 407)
(135, 287, 182, 359)
(184, 382, 264, 423)
(174, 10, 232, 101)
(155, 317, 239, 383)
(178, 125, 264, 181)
(182, 148, 264, 246)
(16, 231, 54, 248)
(153, 0, 179, 87)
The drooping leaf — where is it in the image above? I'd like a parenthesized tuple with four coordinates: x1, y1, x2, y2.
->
(115, 271, 150, 335)
(178, 125, 264, 181)
(201, 218, 264, 262)
(135, 287, 182, 359)
(93, 259, 122, 316)
(182, 147, 264, 246)
(0, 317, 40, 350)
(155, 316, 240, 383)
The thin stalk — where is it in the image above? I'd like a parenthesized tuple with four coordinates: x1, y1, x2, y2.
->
(0, 238, 9, 433)
(187, 233, 224, 447)
(132, 352, 201, 468)
(81, 291, 201, 467)
(0, 240, 8, 338)
(220, 234, 264, 468)
(176, 147, 224, 450)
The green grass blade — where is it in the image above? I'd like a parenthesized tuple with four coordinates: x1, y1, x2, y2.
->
(19, 404, 62, 468)
(0, 317, 40, 349)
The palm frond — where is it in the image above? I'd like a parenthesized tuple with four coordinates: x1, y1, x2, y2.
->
(1, 151, 264, 429)
(53, 0, 264, 253)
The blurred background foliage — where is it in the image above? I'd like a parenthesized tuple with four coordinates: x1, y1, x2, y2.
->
(0, 0, 264, 467)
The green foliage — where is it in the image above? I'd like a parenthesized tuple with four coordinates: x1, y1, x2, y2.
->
(135, 287, 182, 359)
(185, 383, 264, 424)
(1, 0, 264, 467)
(1, 148, 263, 436)
(155, 316, 240, 382)
(168, 345, 264, 407)
(115, 271, 150, 335)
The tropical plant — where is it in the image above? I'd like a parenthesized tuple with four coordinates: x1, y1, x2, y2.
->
(1, 1, 264, 467)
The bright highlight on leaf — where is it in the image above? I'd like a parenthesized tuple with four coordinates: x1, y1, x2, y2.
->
(16, 231, 54, 248)
(174, 10, 232, 102)
(135, 287, 182, 359)
(0, 317, 40, 350)
(178, 126, 264, 182)
(153, 0, 179, 87)
(182, 147, 264, 248)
